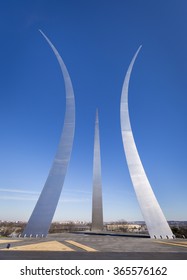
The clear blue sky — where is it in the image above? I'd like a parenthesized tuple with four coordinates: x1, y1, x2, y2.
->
(0, 0, 186, 222)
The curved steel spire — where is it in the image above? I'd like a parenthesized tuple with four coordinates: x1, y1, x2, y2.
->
(22, 31, 75, 237)
(120, 46, 174, 239)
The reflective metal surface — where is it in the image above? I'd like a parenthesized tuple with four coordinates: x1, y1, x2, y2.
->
(22, 31, 75, 237)
(120, 47, 174, 239)
(91, 110, 103, 231)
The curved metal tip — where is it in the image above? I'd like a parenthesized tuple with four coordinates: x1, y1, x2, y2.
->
(135, 45, 142, 56)
(38, 29, 43, 33)
(38, 29, 48, 41)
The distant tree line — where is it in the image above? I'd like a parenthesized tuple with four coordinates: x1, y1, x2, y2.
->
(1, 221, 187, 238)
(171, 226, 187, 238)
(0, 222, 25, 237)
(49, 222, 91, 233)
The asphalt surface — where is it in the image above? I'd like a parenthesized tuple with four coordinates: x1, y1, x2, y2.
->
(0, 232, 187, 260)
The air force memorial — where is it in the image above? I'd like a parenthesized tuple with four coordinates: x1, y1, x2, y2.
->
(22, 30, 75, 237)
(22, 31, 174, 239)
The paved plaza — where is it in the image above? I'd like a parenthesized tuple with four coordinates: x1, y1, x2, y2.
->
(0, 232, 187, 259)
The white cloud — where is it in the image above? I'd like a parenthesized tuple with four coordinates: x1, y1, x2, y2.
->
(60, 197, 91, 203)
(0, 188, 39, 201)
(0, 187, 91, 202)
(0, 188, 39, 194)
(0, 195, 37, 201)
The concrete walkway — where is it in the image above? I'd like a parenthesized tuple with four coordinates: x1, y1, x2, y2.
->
(0, 232, 187, 259)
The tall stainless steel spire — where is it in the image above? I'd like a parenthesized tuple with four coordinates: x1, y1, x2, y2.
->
(91, 110, 103, 231)
(22, 31, 75, 237)
(120, 46, 174, 239)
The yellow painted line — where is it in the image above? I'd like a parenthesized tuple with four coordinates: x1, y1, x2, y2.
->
(1, 240, 74, 251)
(65, 240, 98, 252)
(172, 241, 187, 245)
(155, 241, 187, 248)
(0, 239, 21, 244)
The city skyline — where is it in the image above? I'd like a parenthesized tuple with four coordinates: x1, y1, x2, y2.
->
(0, 1, 186, 222)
